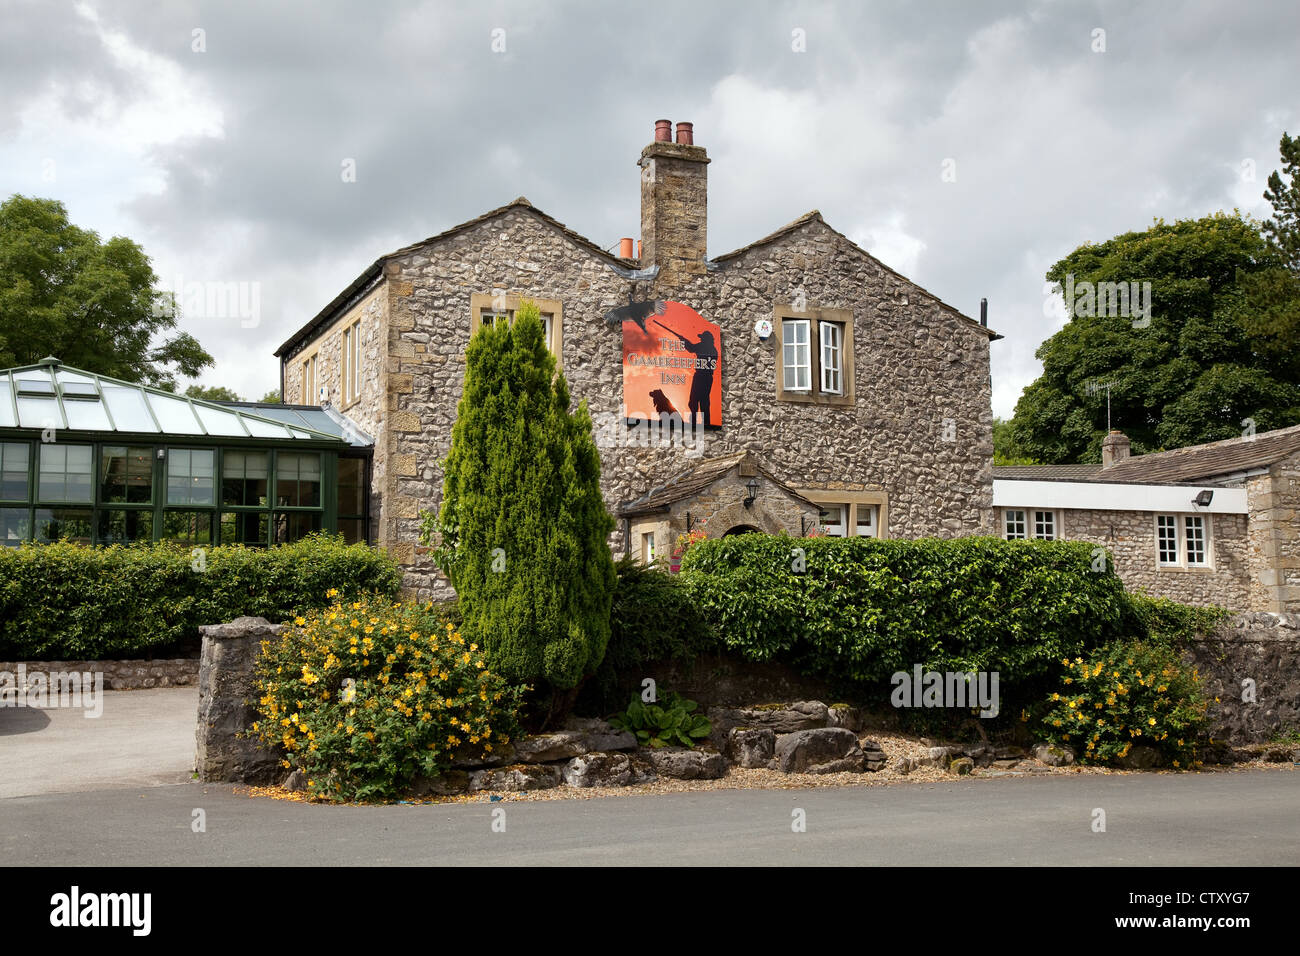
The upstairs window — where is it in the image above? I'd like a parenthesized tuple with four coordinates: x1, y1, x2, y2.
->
(341, 320, 362, 406)
(302, 353, 318, 405)
(774, 306, 855, 405)
(469, 293, 563, 365)
(38, 444, 93, 503)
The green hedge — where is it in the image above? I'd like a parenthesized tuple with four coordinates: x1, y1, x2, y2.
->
(678, 535, 1135, 688)
(0, 534, 403, 660)
(579, 556, 721, 714)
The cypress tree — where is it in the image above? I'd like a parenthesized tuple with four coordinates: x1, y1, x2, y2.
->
(432, 301, 615, 697)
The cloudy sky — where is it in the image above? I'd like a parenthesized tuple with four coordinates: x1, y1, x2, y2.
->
(3, 0, 1297, 414)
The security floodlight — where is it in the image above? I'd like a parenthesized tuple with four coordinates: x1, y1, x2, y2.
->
(1193, 489, 1214, 507)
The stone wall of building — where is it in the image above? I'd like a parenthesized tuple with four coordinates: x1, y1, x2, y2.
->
(1245, 453, 1300, 613)
(1055, 508, 1252, 610)
(379, 207, 994, 598)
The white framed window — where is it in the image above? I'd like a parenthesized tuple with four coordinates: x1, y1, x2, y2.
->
(820, 503, 846, 536)
(1184, 515, 1207, 566)
(642, 531, 655, 564)
(820, 321, 843, 394)
(855, 504, 877, 538)
(342, 319, 362, 404)
(1156, 514, 1179, 565)
(782, 319, 811, 391)
(301, 354, 317, 405)
(1033, 510, 1057, 540)
(478, 307, 556, 354)
(1003, 509, 1027, 540)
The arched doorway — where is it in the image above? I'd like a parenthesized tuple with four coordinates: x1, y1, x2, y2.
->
(722, 524, 762, 536)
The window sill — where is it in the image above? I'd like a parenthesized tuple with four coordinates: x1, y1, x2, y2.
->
(1156, 564, 1216, 573)
(776, 389, 855, 407)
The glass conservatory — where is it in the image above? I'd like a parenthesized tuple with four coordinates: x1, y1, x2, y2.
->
(0, 358, 372, 548)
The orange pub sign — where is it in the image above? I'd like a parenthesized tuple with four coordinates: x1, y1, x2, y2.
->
(617, 300, 722, 429)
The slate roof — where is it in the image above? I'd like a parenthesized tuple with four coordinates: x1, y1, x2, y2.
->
(995, 424, 1300, 486)
(618, 450, 816, 517)
(275, 197, 634, 359)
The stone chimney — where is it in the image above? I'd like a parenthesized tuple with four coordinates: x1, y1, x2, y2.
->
(639, 119, 709, 287)
(1101, 430, 1131, 468)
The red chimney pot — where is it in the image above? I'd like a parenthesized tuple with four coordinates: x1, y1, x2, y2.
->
(619, 237, 634, 258)
(654, 119, 672, 143)
(675, 121, 693, 145)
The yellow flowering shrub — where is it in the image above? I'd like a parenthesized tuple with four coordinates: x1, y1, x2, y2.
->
(251, 592, 523, 801)
(1039, 640, 1207, 769)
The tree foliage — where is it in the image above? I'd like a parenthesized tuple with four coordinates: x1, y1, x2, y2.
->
(422, 301, 615, 693)
(1007, 211, 1300, 462)
(184, 384, 243, 403)
(0, 194, 212, 387)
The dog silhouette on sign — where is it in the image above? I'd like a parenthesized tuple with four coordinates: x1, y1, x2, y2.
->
(648, 388, 682, 436)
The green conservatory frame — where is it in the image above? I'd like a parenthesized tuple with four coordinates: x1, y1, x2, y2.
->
(0, 358, 371, 548)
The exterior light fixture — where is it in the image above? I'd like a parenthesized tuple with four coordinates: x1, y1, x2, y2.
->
(743, 477, 759, 509)
(1193, 489, 1214, 507)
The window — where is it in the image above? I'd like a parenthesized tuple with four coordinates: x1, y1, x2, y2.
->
(782, 319, 811, 391)
(337, 455, 369, 545)
(274, 510, 321, 544)
(100, 446, 153, 504)
(642, 532, 655, 564)
(1, 507, 30, 547)
(220, 511, 269, 548)
(302, 354, 318, 405)
(38, 444, 93, 503)
(1156, 515, 1179, 565)
(774, 306, 855, 405)
(821, 503, 847, 536)
(166, 449, 215, 505)
(222, 451, 269, 507)
(468, 294, 563, 365)
(1185, 516, 1206, 565)
(1156, 514, 1211, 568)
(1004, 509, 1057, 540)
(820, 321, 843, 394)
(342, 320, 362, 405)
(1033, 510, 1057, 540)
(34, 507, 93, 544)
(1004, 509, 1027, 540)
(275, 452, 320, 508)
(855, 504, 877, 538)
(98, 509, 154, 544)
(160, 510, 214, 546)
(0, 442, 30, 500)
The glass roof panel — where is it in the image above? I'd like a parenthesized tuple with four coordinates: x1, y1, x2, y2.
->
(0, 379, 15, 427)
(56, 369, 97, 385)
(16, 377, 56, 397)
(101, 385, 158, 432)
(193, 403, 249, 437)
(17, 395, 64, 429)
(150, 392, 203, 434)
(60, 381, 100, 400)
(242, 416, 290, 439)
(63, 398, 112, 431)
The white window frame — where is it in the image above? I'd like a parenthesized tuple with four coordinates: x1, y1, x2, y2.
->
(342, 320, 362, 405)
(1003, 509, 1027, 540)
(1155, 513, 1211, 569)
(820, 321, 843, 395)
(782, 318, 811, 392)
(820, 503, 848, 537)
(641, 531, 655, 564)
(854, 503, 877, 538)
(1032, 509, 1058, 540)
(301, 354, 317, 406)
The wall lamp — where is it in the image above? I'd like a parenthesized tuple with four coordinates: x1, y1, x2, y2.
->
(743, 477, 759, 509)
(1193, 489, 1214, 508)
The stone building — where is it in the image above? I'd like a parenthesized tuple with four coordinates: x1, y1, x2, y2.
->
(274, 120, 1000, 596)
(994, 425, 1300, 613)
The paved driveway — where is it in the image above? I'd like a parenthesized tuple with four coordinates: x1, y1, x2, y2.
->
(0, 687, 198, 799)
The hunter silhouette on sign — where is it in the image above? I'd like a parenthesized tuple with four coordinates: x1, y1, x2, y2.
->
(652, 318, 716, 427)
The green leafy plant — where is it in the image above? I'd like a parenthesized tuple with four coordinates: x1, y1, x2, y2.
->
(250, 592, 524, 802)
(609, 692, 711, 748)
(1038, 640, 1208, 769)
(0, 534, 402, 660)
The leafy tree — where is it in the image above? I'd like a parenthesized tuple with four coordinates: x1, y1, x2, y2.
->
(1009, 212, 1300, 462)
(1262, 131, 1300, 272)
(184, 384, 243, 403)
(421, 301, 615, 713)
(0, 194, 212, 387)
(992, 417, 1040, 465)
(257, 388, 281, 404)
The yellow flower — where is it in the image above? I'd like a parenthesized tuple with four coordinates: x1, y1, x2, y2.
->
(294, 616, 306, 626)
(326, 588, 338, 598)
(1148, 718, 1156, 726)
